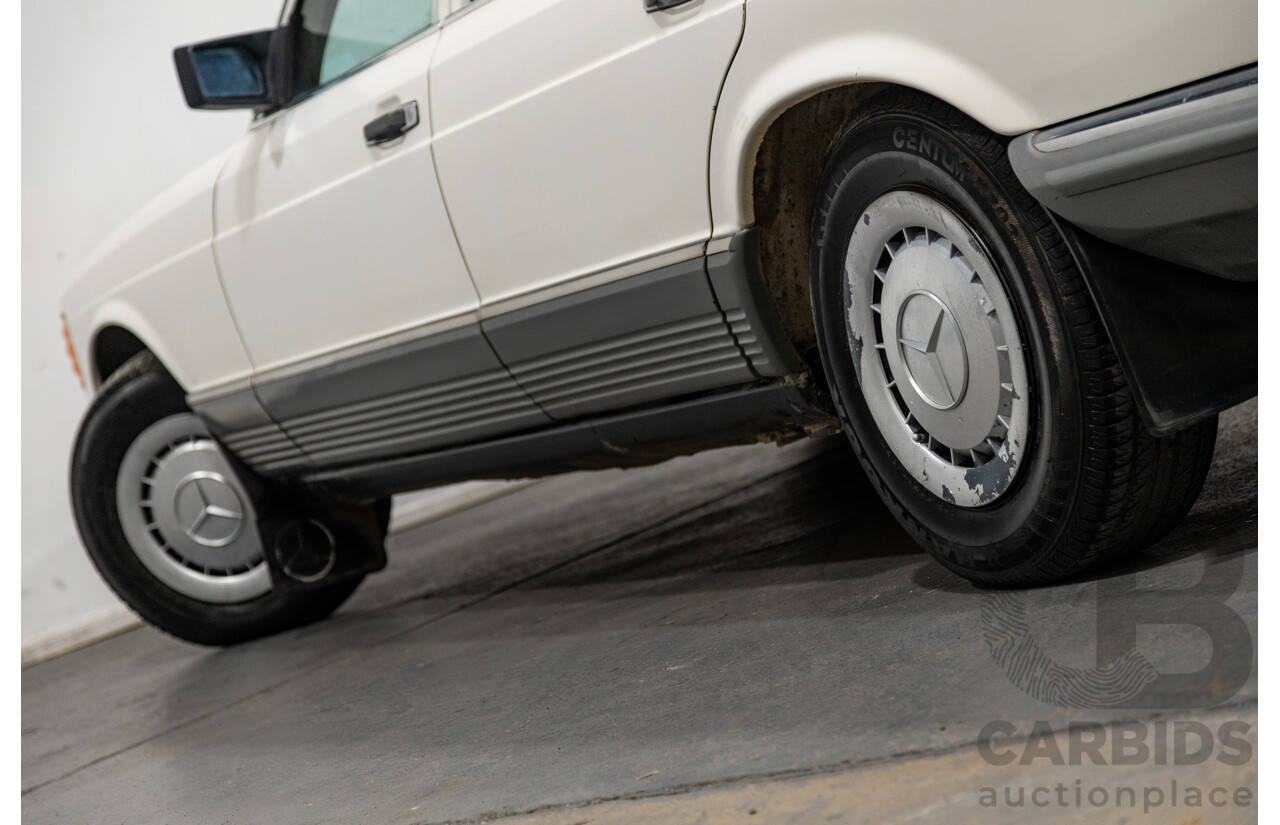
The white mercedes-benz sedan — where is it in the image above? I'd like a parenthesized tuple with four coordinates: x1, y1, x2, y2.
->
(62, 0, 1257, 644)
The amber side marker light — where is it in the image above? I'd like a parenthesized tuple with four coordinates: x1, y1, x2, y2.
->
(61, 313, 85, 389)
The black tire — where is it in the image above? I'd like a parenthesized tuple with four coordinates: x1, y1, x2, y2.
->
(70, 351, 368, 645)
(1116, 413, 1218, 553)
(809, 89, 1216, 586)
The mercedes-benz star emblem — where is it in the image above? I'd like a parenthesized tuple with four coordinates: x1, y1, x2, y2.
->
(896, 291, 968, 410)
(173, 472, 245, 548)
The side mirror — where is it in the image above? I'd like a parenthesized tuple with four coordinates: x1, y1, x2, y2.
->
(173, 28, 293, 112)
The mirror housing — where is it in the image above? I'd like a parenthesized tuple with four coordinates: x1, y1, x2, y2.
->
(173, 27, 293, 112)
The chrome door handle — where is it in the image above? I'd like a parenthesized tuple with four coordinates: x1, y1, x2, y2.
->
(364, 101, 420, 146)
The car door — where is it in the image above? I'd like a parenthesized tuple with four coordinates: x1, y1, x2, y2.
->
(212, 0, 550, 471)
(430, 0, 756, 419)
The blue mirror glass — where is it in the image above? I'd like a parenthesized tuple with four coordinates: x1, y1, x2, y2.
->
(191, 46, 264, 99)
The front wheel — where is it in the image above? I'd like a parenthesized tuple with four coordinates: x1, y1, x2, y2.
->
(70, 352, 374, 645)
(810, 89, 1216, 586)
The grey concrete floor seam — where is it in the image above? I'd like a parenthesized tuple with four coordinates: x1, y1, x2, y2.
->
(425, 702, 1259, 825)
(375, 450, 846, 613)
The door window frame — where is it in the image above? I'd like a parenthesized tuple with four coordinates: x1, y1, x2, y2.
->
(254, 0, 443, 122)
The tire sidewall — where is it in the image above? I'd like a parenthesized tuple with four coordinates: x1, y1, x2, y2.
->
(812, 109, 1084, 576)
(70, 354, 359, 645)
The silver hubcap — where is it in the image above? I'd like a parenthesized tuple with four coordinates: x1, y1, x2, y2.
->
(117, 414, 272, 603)
(843, 191, 1031, 507)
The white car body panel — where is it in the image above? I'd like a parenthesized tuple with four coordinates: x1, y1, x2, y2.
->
(61, 149, 254, 394)
(708, 0, 1258, 236)
(60, 0, 1256, 400)
(212, 28, 479, 375)
(429, 0, 743, 306)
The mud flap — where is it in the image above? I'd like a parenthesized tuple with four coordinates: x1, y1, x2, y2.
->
(254, 493, 389, 593)
(218, 447, 389, 592)
(1049, 215, 1256, 435)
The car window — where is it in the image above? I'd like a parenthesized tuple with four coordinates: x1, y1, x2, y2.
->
(293, 0, 434, 100)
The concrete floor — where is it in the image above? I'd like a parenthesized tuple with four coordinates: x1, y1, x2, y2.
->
(23, 401, 1257, 824)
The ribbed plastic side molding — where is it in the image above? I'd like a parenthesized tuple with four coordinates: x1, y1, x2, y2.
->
(507, 312, 755, 419)
(226, 369, 547, 474)
(206, 235, 805, 476)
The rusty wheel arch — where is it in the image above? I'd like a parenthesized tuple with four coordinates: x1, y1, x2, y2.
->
(745, 82, 893, 365)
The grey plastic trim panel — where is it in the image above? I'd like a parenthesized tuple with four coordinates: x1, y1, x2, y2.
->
(196, 325, 550, 475)
(478, 241, 707, 319)
(299, 380, 837, 499)
(249, 310, 478, 388)
(705, 229, 805, 377)
(1011, 65, 1257, 198)
(506, 314, 751, 418)
(1038, 98, 1255, 198)
(1033, 67, 1257, 153)
(227, 242, 705, 392)
(198, 231, 806, 476)
(705, 233, 736, 255)
(186, 377, 254, 409)
(255, 325, 496, 419)
(188, 385, 281, 438)
(190, 385, 312, 472)
(483, 257, 759, 420)
(1009, 65, 1257, 280)
(259, 326, 547, 472)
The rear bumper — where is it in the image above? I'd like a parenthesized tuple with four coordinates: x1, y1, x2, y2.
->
(1009, 66, 1257, 280)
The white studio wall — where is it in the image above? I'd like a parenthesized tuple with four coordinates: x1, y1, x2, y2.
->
(22, 0, 521, 661)
(22, 0, 282, 658)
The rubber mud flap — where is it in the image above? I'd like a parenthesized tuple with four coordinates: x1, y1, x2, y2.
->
(1049, 215, 1257, 435)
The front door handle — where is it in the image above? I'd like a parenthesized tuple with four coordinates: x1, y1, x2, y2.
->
(364, 101, 420, 146)
(644, 0, 697, 11)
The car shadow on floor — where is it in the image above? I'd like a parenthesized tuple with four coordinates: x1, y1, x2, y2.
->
(138, 415, 1257, 772)
(157, 404, 1257, 718)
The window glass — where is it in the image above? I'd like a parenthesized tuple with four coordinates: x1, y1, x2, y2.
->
(319, 0, 434, 84)
(293, 0, 434, 99)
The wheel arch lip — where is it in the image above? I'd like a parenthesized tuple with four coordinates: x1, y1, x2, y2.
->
(59, 298, 197, 404)
(710, 0, 1256, 238)
(66, 294, 251, 401)
(710, 35, 1034, 237)
(75, 310, 176, 393)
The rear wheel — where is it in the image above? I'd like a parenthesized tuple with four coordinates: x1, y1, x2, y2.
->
(810, 89, 1216, 586)
(71, 352, 375, 645)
